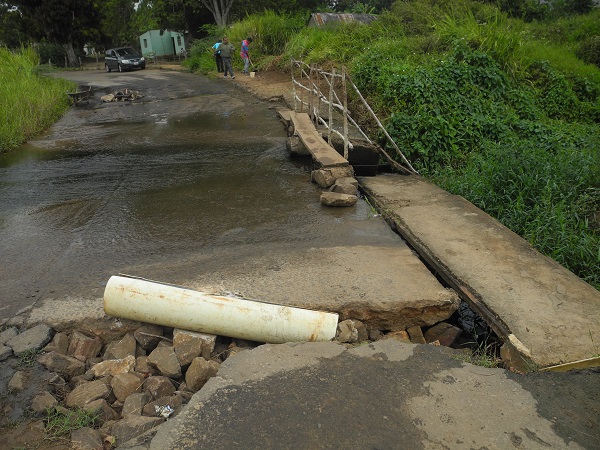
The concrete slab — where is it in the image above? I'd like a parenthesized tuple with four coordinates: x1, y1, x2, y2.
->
(359, 174, 600, 368)
(145, 340, 600, 450)
(174, 244, 460, 333)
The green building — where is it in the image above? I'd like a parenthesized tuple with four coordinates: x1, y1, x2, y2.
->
(139, 30, 185, 58)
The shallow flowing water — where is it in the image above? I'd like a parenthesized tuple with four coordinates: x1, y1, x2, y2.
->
(0, 94, 382, 318)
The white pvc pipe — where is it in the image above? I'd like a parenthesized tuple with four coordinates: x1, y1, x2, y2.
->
(103, 275, 339, 344)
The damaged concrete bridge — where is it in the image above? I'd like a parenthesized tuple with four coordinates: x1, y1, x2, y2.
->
(279, 61, 600, 371)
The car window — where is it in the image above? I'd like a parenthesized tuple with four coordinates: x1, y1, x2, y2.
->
(117, 48, 135, 56)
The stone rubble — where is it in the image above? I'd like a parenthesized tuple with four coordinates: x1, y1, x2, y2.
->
(0, 316, 473, 448)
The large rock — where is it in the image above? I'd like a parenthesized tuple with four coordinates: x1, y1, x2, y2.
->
(173, 329, 216, 366)
(424, 322, 462, 347)
(336, 319, 368, 343)
(312, 166, 355, 189)
(110, 416, 164, 445)
(286, 135, 310, 156)
(8, 370, 28, 392)
(44, 332, 70, 354)
(83, 399, 120, 424)
(330, 177, 358, 196)
(66, 380, 111, 409)
(111, 373, 145, 402)
(70, 427, 103, 450)
(320, 192, 358, 207)
(143, 376, 176, 400)
(135, 356, 158, 377)
(382, 330, 411, 342)
(185, 358, 220, 392)
(38, 351, 86, 378)
(147, 346, 181, 379)
(407, 326, 426, 344)
(31, 391, 58, 413)
(104, 333, 137, 360)
(133, 325, 164, 352)
(122, 392, 151, 417)
(6, 323, 53, 355)
(90, 355, 136, 377)
(68, 331, 103, 361)
(0, 326, 18, 344)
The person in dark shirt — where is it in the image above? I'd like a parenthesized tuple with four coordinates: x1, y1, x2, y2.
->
(212, 39, 223, 73)
(216, 36, 235, 79)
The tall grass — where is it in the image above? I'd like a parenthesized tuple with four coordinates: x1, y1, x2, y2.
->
(271, 1, 599, 288)
(186, 11, 306, 74)
(0, 47, 75, 152)
(433, 128, 600, 288)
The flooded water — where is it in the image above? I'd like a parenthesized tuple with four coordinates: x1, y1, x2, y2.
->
(0, 90, 387, 318)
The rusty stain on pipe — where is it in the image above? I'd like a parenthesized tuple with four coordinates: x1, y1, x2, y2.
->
(103, 275, 339, 344)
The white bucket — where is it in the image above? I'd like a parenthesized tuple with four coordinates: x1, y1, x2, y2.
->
(250, 71, 256, 78)
(103, 275, 339, 343)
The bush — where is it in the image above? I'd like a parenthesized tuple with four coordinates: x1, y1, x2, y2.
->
(36, 41, 67, 67)
(576, 35, 600, 68)
(433, 132, 600, 289)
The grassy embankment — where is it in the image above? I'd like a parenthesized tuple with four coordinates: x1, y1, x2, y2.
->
(188, 2, 599, 289)
(0, 47, 75, 153)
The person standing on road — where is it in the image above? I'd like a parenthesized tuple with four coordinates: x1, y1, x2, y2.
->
(216, 36, 235, 79)
(212, 39, 223, 73)
(240, 37, 253, 75)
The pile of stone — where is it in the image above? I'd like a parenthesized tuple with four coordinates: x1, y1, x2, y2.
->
(336, 319, 462, 347)
(0, 322, 250, 449)
(0, 317, 465, 449)
(312, 166, 359, 207)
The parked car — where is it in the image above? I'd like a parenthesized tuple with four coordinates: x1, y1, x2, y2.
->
(105, 47, 145, 72)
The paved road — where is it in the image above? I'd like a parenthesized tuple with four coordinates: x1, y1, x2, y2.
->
(145, 340, 600, 450)
(1, 70, 455, 335)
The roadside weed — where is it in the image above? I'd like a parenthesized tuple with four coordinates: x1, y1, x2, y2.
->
(44, 407, 99, 440)
(453, 335, 502, 369)
(16, 348, 41, 368)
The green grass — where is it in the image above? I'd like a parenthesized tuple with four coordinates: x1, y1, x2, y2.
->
(453, 338, 502, 369)
(226, 3, 599, 289)
(0, 47, 75, 153)
(15, 348, 41, 368)
(5, 3, 599, 290)
(44, 407, 98, 440)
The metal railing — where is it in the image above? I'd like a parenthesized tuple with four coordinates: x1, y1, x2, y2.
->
(291, 58, 417, 175)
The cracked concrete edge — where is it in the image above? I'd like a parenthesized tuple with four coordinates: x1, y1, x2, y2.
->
(358, 181, 541, 371)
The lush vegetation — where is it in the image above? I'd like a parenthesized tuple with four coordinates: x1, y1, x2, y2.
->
(2, 0, 598, 288)
(0, 47, 75, 152)
(188, 1, 599, 289)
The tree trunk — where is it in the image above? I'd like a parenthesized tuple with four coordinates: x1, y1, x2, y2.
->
(200, 0, 234, 26)
(63, 42, 80, 67)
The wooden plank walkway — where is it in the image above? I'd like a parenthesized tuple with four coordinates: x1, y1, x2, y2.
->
(287, 111, 348, 168)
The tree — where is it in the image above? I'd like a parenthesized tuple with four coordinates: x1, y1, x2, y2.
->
(199, 0, 234, 26)
(8, 0, 102, 67)
(0, 4, 30, 48)
(132, 0, 212, 40)
(101, 0, 136, 47)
